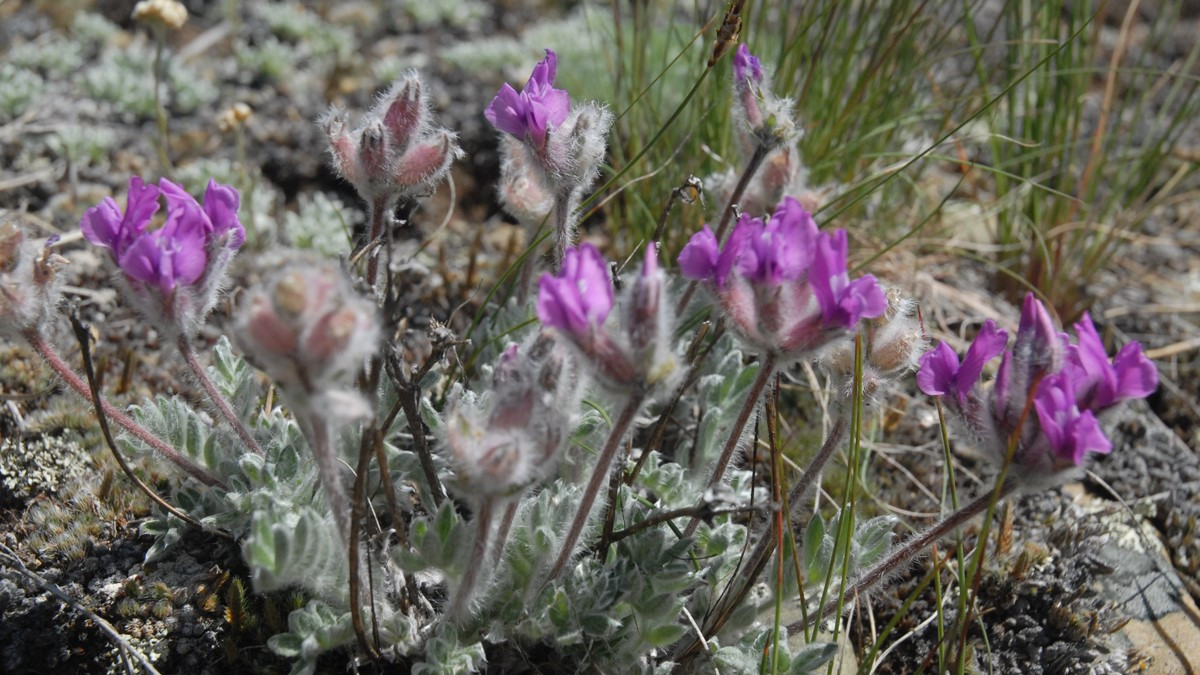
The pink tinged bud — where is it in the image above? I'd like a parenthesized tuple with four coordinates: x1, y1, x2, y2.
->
(536, 243, 614, 337)
(304, 307, 359, 362)
(246, 295, 297, 354)
(629, 243, 661, 350)
(325, 113, 361, 184)
(1034, 372, 1112, 466)
(383, 77, 422, 147)
(394, 131, 455, 186)
(359, 122, 389, 182)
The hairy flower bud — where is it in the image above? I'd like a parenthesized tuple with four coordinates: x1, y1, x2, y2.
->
(444, 333, 579, 499)
(0, 224, 67, 339)
(235, 258, 378, 418)
(321, 71, 462, 208)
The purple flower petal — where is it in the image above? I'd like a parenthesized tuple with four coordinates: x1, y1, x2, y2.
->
(528, 49, 557, 88)
(80, 197, 125, 250)
(810, 229, 886, 328)
(1111, 341, 1157, 401)
(916, 341, 960, 397)
(484, 83, 527, 137)
(732, 44, 763, 85)
(202, 180, 246, 249)
(957, 319, 1008, 398)
(677, 225, 721, 282)
(485, 49, 571, 149)
(1035, 372, 1112, 466)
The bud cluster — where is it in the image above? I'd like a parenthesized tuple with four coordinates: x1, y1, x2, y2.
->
(678, 196, 887, 361)
(824, 287, 927, 402)
(707, 44, 815, 220)
(81, 176, 246, 336)
(0, 223, 68, 339)
(536, 242, 681, 396)
(322, 71, 462, 209)
(445, 333, 579, 500)
(917, 294, 1158, 486)
(235, 259, 379, 419)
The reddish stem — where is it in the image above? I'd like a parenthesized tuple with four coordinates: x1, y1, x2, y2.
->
(23, 330, 222, 488)
(178, 335, 264, 456)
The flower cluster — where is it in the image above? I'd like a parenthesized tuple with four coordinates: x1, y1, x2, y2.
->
(917, 294, 1157, 482)
(679, 196, 887, 359)
(486, 50, 612, 267)
(0, 222, 68, 339)
(536, 242, 680, 394)
(323, 71, 462, 209)
(823, 287, 927, 402)
(81, 176, 244, 334)
(445, 333, 579, 500)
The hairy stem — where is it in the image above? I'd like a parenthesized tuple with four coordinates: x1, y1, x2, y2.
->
(682, 351, 778, 538)
(307, 416, 352, 543)
(447, 497, 495, 620)
(543, 394, 644, 584)
(24, 329, 221, 488)
(178, 335, 264, 456)
(348, 423, 382, 660)
(492, 500, 519, 565)
(551, 189, 576, 273)
(364, 196, 392, 292)
(786, 482, 1017, 636)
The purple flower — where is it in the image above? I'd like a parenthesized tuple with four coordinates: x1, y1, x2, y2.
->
(1063, 313, 1158, 410)
(536, 243, 613, 336)
(1034, 371, 1112, 466)
(485, 49, 571, 150)
(732, 44, 763, 86)
(117, 219, 207, 294)
(809, 229, 887, 328)
(81, 176, 245, 296)
(81, 177, 161, 257)
(916, 320, 1008, 401)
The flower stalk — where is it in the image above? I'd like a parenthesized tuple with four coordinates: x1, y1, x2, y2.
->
(543, 394, 644, 584)
(177, 335, 265, 456)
